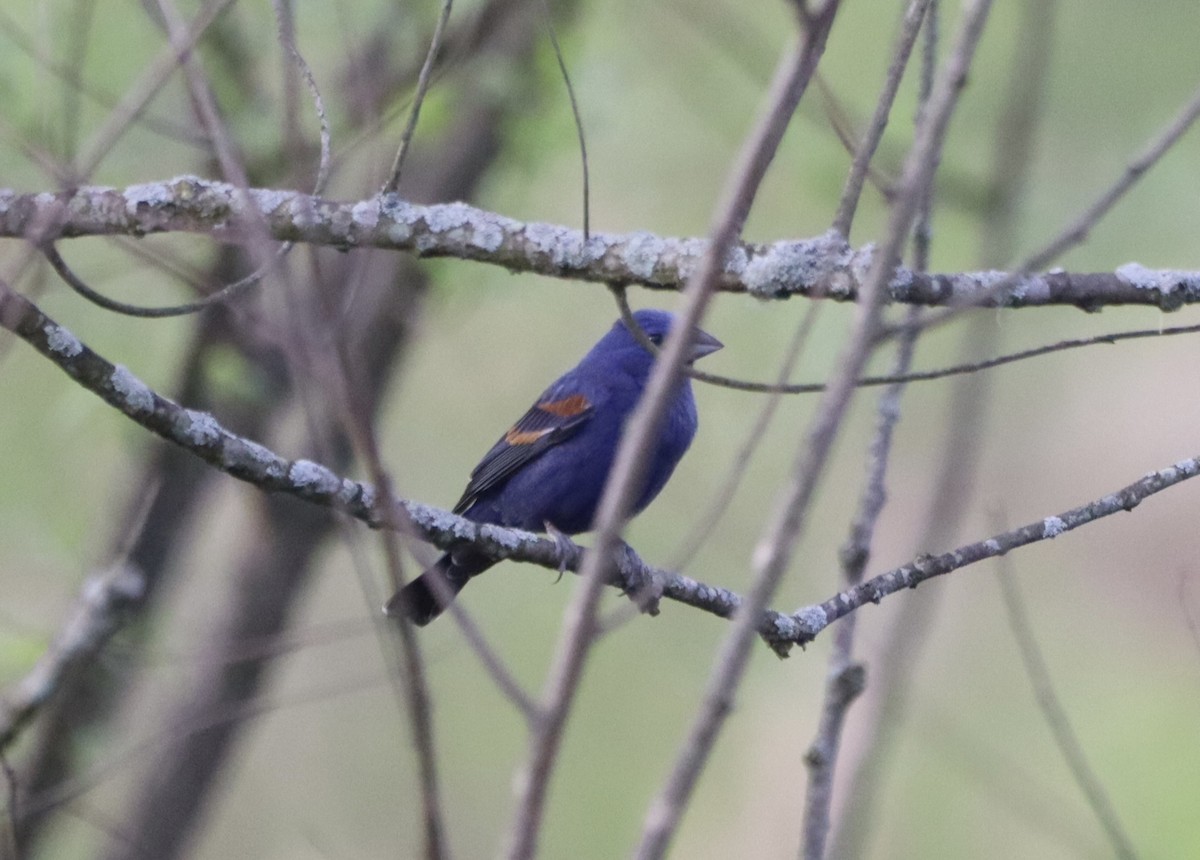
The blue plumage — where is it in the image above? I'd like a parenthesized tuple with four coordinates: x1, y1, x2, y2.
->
(385, 309, 722, 625)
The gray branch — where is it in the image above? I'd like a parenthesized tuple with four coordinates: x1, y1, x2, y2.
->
(2, 282, 1199, 671)
(3, 177, 1200, 310)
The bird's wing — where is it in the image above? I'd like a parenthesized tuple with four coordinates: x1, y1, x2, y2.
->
(453, 388, 594, 514)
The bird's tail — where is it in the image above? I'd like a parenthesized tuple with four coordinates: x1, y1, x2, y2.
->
(384, 553, 491, 626)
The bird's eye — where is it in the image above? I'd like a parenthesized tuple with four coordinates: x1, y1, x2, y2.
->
(648, 332, 663, 345)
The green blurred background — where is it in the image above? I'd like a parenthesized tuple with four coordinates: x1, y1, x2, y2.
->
(2, 0, 1200, 857)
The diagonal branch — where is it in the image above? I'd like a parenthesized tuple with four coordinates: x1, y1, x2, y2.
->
(3, 277, 1200, 667)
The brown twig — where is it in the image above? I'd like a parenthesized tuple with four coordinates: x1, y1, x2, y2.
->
(382, 0, 454, 193)
(830, 0, 932, 238)
(994, 554, 1139, 859)
(631, 6, 846, 856)
(504, 16, 842, 856)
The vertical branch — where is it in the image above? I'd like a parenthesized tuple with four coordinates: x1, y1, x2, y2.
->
(382, 0, 454, 192)
(829, 1, 1054, 854)
(830, 0, 931, 238)
(636, 3, 993, 858)
(285, 265, 450, 858)
(506, 9, 842, 860)
(367, 482, 450, 860)
(539, 0, 590, 238)
(666, 304, 819, 572)
(1, 753, 17, 860)
(798, 325, 921, 860)
(802, 14, 941, 846)
(312, 333, 451, 859)
(994, 561, 1139, 859)
(630, 9, 849, 860)
(801, 0, 937, 805)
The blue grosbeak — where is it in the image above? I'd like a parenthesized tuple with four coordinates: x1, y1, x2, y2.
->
(385, 309, 722, 625)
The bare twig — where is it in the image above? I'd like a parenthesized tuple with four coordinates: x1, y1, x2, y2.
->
(884, 72, 1200, 339)
(831, 0, 931, 237)
(632, 9, 846, 857)
(636, 2, 992, 855)
(801, 10, 940, 850)
(365, 482, 450, 860)
(39, 0, 331, 321)
(41, 241, 284, 318)
(995, 558, 1139, 859)
(832, 4, 1050, 847)
(665, 303, 820, 571)
(76, 0, 235, 177)
(270, 0, 333, 196)
(800, 313, 921, 859)
(382, 0, 454, 192)
(505, 14, 842, 856)
(539, 0, 590, 238)
(296, 291, 451, 859)
(621, 280, 1200, 398)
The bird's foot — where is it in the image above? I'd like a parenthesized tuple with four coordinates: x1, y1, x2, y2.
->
(616, 540, 662, 617)
(544, 521, 576, 583)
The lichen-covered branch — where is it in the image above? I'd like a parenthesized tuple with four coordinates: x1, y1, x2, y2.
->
(0, 564, 146, 753)
(802, 456, 1200, 638)
(3, 281, 1199, 664)
(0, 281, 779, 644)
(2, 177, 1199, 310)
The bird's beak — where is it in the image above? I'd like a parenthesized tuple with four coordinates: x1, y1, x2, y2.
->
(688, 328, 723, 363)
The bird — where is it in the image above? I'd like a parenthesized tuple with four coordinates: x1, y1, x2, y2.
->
(384, 308, 722, 625)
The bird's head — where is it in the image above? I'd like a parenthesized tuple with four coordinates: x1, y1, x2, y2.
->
(589, 309, 723, 377)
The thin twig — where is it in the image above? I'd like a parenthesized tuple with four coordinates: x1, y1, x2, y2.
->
(884, 73, 1200, 340)
(41, 0, 333, 321)
(298, 295, 450, 860)
(799, 312, 919, 860)
(829, 0, 1057, 849)
(830, 0, 931, 238)
(994, 556, 1139, 860)
(382, 0, 454, 193)
(625, 279, 1200, 398)
(639, 0, 992, 852)
(539, 0, 590, 238)
(42, 241, 284, 318)
(365, 478, 450, 860)
(632, 7, 847, 857)
(270, 0, 333, 196)
(665, 302, 820, 571)
(76, 0, 235, 177)
(1, 752, 18, 860)
(508, 17, 840, 858)
(801, 8, 939, 851)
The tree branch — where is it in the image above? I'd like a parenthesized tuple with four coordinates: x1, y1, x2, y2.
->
(3, 179, 1200, 310)
(3, 278, 1199, 668)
